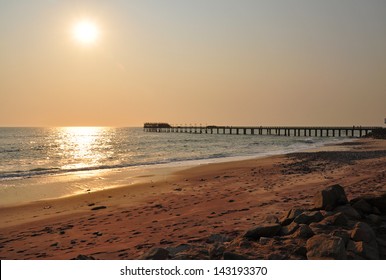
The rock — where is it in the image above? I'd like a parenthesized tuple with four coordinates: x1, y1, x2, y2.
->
(230, 236, 253, 249)
(367, 214, 381, 225)
(346, 251, 366, 260)
(376, 238, 386, 259)
(280, 208, 304, 226)
(294, 211, 324, 225)
(71, 254, 96, 260)
(313, 184, 348, 210)
(347, 240, 379, 260)
(206, 234, 231, 244)
(351, 222, 376, 243)
(306, 234, 347, 260)
(292, 224, 314, 239)
(332, 230, 350, 246)
(140, 248, 169, 260)
(352, 199, 373, 214)
(223, 251, 249, 260)
(379, 223, 386, 234)
(334, 205, 362, 220)
(365, 194, 386, 213)
(280, 222, 299, 236)
(243, 223, 281, 240)
(209, 244, 225, 259)
(91, 206, 107, 211)
(320, 212, 349, 227)
(166, 244, 190, 256)
(293, 246, 307, 258)
(373, 207, 381, 215)
(309, 222, 327, 235)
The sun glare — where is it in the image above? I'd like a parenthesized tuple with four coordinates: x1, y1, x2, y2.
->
(73, 20, 99, 45)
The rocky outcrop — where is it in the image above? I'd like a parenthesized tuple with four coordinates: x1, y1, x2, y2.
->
(138, 184, 386, 260)
(233, 185, 385, 259)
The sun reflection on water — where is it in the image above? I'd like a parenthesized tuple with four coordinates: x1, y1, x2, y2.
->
(57, 127, 112, 170)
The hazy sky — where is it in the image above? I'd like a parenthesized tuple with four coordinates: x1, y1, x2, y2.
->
(1, 0, 385, 127)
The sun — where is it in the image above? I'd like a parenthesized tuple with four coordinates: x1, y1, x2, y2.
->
(72, 20, 99, 45)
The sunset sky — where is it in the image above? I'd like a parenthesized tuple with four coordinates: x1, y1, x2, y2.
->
(1, 0, 385, 127)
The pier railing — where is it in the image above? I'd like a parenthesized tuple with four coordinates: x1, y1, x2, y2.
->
(144, 123, 383, 138)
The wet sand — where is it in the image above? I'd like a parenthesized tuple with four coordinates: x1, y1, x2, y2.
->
(0, 139, 385, 259)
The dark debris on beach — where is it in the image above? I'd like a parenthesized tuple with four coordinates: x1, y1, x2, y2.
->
(281, 150, 386, 175)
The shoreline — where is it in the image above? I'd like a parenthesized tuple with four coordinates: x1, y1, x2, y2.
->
(0, 136, 352, 207)
(0, 138, 385, 259)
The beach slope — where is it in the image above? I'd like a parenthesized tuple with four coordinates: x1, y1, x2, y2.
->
(0, 139, 385, 260)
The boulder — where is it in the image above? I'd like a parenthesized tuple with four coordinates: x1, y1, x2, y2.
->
(376, 237, 386, 259)
(280, 208, 304, 226)
(209, 244, 225, 259)
(320, 212, 349, 227)
(206, 234, 231, 244)
(243, 223, 281, 240)
(140, 248, 169, 260)
(293, 246, 307, 258)
(292, 224, 314, 239)
(352, 199, 373, 214)
(313, 184, 348, 210)
(346, 240, 379, 260)
(229, 236, 253, 249)
(280, 222, 299, 236)
(351, 194, 386, 214)
(166, 244, 191, 256)
(332, 230, 350, 246)
(372, 207, 381, 215)
(366, 214, 381, 225)
(306, 234, 347, 260)
(350, 222, 376, 243)
(294, 211, 324, 225)
(366, 194, 386, 213)
(334, 205, 362, 220)
(309, 222, 327, 235)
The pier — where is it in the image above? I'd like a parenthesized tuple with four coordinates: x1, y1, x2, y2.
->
(144, 123, 383, 138)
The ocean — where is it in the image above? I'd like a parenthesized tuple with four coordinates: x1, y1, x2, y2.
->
(0, 127, 349, 182)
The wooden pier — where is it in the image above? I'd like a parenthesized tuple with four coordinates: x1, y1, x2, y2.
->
(144, 123, 382, 138)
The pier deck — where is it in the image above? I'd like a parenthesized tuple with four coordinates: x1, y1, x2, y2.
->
(144, 123, 382, 138)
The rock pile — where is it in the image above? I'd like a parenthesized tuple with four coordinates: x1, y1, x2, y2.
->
(139, 184, 386, 260)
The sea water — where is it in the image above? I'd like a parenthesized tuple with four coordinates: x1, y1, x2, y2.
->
(0, 127, 348, 181)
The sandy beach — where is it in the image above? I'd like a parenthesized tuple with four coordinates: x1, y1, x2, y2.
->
(0, 139, 385, 260)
